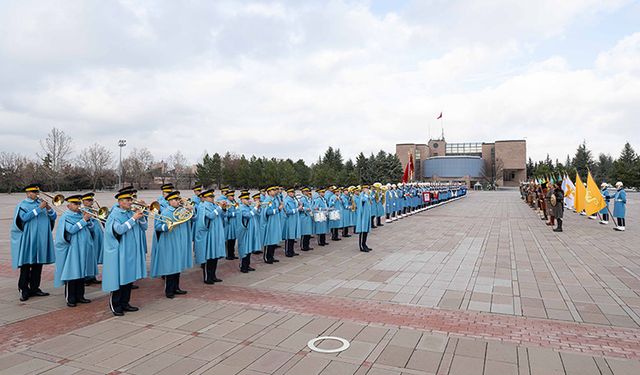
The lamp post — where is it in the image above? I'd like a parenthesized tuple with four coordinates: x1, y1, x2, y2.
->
(118, 139, 126, 189)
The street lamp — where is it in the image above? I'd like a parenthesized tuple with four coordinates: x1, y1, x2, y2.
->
(118, 139, 127, 189)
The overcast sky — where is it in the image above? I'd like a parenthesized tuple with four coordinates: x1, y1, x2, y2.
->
(1, 0, 639, 165)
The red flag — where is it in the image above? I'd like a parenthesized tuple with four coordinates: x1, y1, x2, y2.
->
(409, 153, 415, 179)
(436, 112, 442, 119)
(402, 163, 410, 183)
(402, 152, 415, 183)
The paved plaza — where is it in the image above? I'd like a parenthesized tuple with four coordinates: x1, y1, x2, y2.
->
(1, 190, 639, 374)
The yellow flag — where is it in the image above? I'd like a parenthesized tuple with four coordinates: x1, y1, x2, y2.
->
(575, 173, 586, 213)
(585, 171, 606, 216)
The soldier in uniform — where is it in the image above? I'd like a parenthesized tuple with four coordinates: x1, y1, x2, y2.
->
(552, 182, 564, 232)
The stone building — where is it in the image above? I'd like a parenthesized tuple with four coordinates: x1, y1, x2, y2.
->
(396, 139, 526, 187)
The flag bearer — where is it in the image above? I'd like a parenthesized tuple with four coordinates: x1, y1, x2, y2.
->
(599, 183, 611, 224)
(613, 181, 627, 231)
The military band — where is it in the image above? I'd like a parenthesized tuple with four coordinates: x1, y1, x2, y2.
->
(10, 181, 467, 316)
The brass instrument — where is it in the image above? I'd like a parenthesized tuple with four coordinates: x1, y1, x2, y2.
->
(80, 206, 110, 222)
(349, 193, 356, 212)
(180, 197, 195, 208)
(131, 201, 184, 231)
(39, 192, 65, 207)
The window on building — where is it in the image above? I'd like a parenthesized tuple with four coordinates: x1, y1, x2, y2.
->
(445, 142, 482, 156)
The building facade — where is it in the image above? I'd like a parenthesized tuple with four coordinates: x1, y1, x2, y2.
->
(396, 139, 526, 187)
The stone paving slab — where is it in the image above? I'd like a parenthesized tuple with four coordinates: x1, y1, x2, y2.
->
(0, 190, 639, 374)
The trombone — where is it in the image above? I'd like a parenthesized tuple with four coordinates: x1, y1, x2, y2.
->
(38, 192, 65, 207)
(80, 206, 110, 222)
(36, 192, 65, 214)
(131, 200, 192, 231)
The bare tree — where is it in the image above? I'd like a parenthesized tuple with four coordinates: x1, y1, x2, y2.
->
(480, 157, 504, 189)
(39, 127, 73, 190)
(0, 152, 29, 193)
(122, 147, 154, 189)
(77, 143, 114, 190)
(167, 150, 192, 188)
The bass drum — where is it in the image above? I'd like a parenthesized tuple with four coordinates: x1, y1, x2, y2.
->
(314, 211, 327, 222)
(329, 210, 341, 221)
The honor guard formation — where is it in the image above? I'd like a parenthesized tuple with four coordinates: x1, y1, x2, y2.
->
(521, 173, 627, 233)
(11, 182, 466, 316)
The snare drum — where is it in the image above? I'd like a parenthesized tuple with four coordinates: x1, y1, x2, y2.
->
(328, 210, 341, 221)
(314, 211, 327, 222)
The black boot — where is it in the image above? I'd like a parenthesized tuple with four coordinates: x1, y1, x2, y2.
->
(363, 232, 372, 251)
(240, 255, 251, 273)
(301, 235, 313, 251)
(377, 217, 383, 227)
(553, 218, 563, 232)
(371, 217, 377, 228)
(342, 227, 351, 237)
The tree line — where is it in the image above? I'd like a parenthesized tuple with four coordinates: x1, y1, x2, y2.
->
(0, 127, 403, 193)
(527, 141, 640, 189)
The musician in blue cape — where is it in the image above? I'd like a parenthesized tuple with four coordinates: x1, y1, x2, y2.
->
(81, 192, 103, 285)
(151, 191, 193, 298)
(190, 184, 203, 237)
(102, 190, 147, 316)
(252, 193, 265, 255)
(223, 190, 239, 260)
(355, 185, 373, 252)
(191, 184, 203, 206)
(237, 192, 260, 273)
(11, 184, 56, 301)
(613, 181, 627, 231)
(54, 195, 93, 307)
(262, 186, 282, 264)
(341, 188, 354, 237)
(283, 188, 302, 257)
(299, 187, 314, 251)
(278, 187, 287, 242)
(158, 183, 174, 210)
(313, 188, 329, 246)
(384, 184, 395, 223)
(194, 189, 225, 284)
(328, 188, 343, 241)
(274, 186, 285, 243)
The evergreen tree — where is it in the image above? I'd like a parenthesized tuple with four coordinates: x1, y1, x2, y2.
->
(526, 158, 534, 178)
(612, 142, 640, 188)
(293, 159, 311, 186)
(572, 141, 595, 181)
(221, 152, 239, 187)
(595, 153, 614, 184)
(236, 155, 252, 188)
